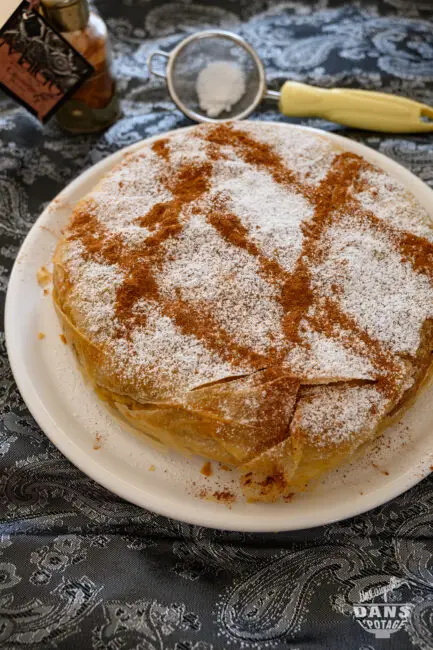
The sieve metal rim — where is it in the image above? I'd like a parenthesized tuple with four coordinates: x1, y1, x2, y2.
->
(149, 30, 267, 123)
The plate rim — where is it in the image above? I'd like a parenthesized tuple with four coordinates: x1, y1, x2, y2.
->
(5, 121, 433, 532)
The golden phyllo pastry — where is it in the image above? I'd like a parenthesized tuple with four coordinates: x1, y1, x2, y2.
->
(53, 122, 433, 501)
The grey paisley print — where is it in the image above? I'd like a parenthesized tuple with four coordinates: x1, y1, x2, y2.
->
(1, 1, 433, 648)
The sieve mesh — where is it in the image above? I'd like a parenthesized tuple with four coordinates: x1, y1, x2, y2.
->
(169, 34, 264, 121)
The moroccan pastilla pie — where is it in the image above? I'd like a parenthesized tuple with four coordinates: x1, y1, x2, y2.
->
(53, 123, 433, 501)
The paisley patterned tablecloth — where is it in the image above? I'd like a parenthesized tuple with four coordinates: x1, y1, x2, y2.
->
(1, 1, 433, 648)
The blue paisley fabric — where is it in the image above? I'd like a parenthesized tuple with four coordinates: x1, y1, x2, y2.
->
(1, 1, 433, 648)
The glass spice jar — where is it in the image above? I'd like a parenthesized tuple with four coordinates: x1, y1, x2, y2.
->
(41, 0, 120, 133)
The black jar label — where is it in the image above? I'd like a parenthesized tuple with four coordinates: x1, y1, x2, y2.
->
(0, 1, 94, 122)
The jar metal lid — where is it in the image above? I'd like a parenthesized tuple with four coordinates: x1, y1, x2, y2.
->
(41, 0, 89, 32)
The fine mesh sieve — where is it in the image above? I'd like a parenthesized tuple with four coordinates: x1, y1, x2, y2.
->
(148, 29, 433, 132)
(147, 30, 269, 123)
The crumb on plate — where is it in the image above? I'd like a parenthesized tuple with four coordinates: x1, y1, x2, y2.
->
(200, 461, 212, 477)
(93, 432, 103, 450)
(372, 462, 390, 476)
(37, 265, 51, 287)
(198, 488, 236, 507)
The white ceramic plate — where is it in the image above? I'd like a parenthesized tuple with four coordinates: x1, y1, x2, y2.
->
(5, 123, 433, 532)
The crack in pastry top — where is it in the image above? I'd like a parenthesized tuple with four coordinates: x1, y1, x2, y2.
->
(60, 123, 433, 437)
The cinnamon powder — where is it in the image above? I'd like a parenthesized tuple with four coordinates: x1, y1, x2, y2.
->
(152, 138, 170, 162)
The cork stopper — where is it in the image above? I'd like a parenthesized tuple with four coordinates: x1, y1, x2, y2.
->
(41, 0, 89, 32)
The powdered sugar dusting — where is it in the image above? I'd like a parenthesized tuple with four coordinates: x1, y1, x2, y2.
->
(315, 217, 433, 354)
(164, 131, 211, 167)
(294, 383, 385, 448)
(67, 256, 123, 339)
(357, 169, 433, 241)
(285, 324, 376, 381)
(158, 211, 285, 354)
(237, 122, 337, 184)
(211, 162, 313, 273)
(113, 301, 241, 395)
(91, 150, 172, 245)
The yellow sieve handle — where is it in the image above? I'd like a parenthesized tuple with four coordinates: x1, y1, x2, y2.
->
(279, 81, 433, 133)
